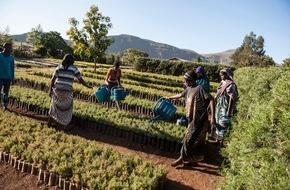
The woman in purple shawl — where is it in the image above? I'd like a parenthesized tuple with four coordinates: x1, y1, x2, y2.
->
(195, 66, 210, 93)
(209, 68, 238, 146)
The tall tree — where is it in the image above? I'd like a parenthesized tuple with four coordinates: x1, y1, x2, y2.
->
(231, 31, 267, 67)
(194, 55, 201, 62)
(67, 5, 114, 71)
(34, 31, 72, 58)
(0, 27, 13, 48)
(26, 25, 43, 56)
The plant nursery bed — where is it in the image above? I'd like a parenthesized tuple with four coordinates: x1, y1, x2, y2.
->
(0, 105, 224, 190)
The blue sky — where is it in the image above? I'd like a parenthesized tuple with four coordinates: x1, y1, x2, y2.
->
(1, 0, 289, 64)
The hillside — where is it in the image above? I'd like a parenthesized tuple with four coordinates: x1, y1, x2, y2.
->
(108, 34, 200, 60)
(12, 33, 235, 64)
(201, 49, 236, 64)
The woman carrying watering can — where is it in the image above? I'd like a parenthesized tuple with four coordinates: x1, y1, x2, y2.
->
(165, 70, 215, 167)
(48, 54, 92, 130)
(208, 68, 238, 146)
(104, 60, 123, 110)
(105, 61, 122, 90)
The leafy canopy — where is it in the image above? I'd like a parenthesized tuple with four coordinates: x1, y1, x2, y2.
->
(122, 48, 149, 66)
(231, 31, 275, 67)
(66, 5, 114, 61)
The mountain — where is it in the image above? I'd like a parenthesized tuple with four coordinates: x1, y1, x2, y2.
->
(201, 49, 236, 64)
(11, 33, 235, 63)
(12, 33, 28, 42)
(108, 34, 200, 60)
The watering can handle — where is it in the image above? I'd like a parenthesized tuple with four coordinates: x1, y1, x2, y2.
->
(97, 85, 106, 90)
(111, 86, 124, 94)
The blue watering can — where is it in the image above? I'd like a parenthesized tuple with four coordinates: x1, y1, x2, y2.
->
(111, 86, 131, 101)
(94, 85, 111, 103)
(149, 97, 177, 122)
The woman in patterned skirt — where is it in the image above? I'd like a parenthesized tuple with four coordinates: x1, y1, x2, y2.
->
(209, 68, 238, 146)
(48, 54, 92, 130)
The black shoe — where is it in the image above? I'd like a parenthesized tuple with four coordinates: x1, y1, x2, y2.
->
(3, 106, 7, 111)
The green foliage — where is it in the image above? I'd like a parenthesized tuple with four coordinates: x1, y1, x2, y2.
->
(133, 57, 235, 82)
(26, 24, 43, 48)
(34, 31, 72, 58)
(0, 27, 13, 47)
(105, 53, 122, 64)
(0, 111, 167, 189)
(66, 5, 114, 62)
(221, 67, 290, 190)
(231, 31, 275, 67)
(194, 55, 202, 62)
(281, 58, 290, 68)
(122, 48, 149, 66)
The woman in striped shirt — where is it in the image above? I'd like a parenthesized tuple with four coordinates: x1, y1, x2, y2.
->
(48, 54, 92, 130)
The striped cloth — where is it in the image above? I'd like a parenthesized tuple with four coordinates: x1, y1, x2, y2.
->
(53, 65, 82, 89)
(49, 88, 74, 126)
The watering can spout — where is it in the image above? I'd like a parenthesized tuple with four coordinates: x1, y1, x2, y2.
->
(148, 115, 162, 122)
(124, 89, 131, 97)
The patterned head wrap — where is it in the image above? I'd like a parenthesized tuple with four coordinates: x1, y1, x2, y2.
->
(220, 68, 233, 81)
(183, 70, 197, 81)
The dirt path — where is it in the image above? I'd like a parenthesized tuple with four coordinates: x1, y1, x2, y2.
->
(0, 106, 224, 190)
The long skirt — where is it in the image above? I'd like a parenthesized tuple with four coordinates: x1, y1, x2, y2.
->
(180, 117, 210, 162)
(49, 88, 74, 126)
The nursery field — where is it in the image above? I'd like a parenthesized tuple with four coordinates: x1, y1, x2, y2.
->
(0, 59, 223, 190)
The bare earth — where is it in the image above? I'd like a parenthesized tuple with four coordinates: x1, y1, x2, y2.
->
(0, 106, 224, 190)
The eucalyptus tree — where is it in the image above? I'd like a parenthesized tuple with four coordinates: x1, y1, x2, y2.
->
(67, 5, 114, 72)
(231, 31, 269, 67)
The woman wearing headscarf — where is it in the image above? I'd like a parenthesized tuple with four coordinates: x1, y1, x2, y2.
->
(48, 54, 92, 129)
(195, 66, 210, 93)
(165, 70, 215, 167)
(209, 68, 238, 146)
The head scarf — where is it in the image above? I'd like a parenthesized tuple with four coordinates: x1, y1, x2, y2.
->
(220, 68, 234, 81)
(183, 70, 197, 81)
(196, 66, 205, 76)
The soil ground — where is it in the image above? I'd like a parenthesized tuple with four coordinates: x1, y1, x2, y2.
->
(0, 104, 224, 190)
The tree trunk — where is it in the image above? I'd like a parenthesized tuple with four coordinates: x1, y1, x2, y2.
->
(94, 58, 97, 73)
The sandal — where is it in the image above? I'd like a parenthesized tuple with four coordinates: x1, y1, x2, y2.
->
(171, 158, 183, 167)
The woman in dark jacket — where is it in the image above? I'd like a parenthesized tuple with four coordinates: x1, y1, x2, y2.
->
(166, 70, 215, 167)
